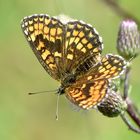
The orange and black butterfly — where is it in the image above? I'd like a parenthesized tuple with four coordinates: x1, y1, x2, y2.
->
(21, 14, 126, 109)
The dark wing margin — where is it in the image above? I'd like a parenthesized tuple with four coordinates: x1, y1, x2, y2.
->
(21, 14, 65, 80)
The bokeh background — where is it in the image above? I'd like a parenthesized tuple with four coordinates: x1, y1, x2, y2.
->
(0, 0, 140, 140)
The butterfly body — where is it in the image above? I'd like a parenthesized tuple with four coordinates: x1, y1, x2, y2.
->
(21, 14, 126, 110)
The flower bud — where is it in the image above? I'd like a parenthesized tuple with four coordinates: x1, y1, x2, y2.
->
(97, 90, 127, 117)
(117, 20, 140, 60)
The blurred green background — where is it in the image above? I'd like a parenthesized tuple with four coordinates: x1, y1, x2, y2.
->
(0, 0, 140, 140)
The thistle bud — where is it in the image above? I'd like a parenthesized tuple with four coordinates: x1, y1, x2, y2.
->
(117, 20, 140, 60)
(97, 90, 127, 117)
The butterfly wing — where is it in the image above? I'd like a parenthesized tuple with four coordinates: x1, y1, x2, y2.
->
(63, 20, 103, 74)
(65, 54, 126, 109)
(65, 79, 109, 109)
(91, 54, 127, 80)
(21, 14, 65, 80)
(21, 14, 103, 80)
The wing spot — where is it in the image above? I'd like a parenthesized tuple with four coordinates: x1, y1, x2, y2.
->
(102, 57, 107, 62)
(79, 31, 84, 38)
(45, 18, 51, 25)
(77, 43, 83, 50)
(50, 36, 55, 42)
(73, 30, 79, 36)
(87, 43, 93, 49)
(104, 61, 109, 65)
(82, 38, 88, 44)
(66, 31, 71, 38)
(76, 95, 86, 101)
(87, 76, 92, 80)
(89, 32, 93, 38)
(80, 100, 88, 105)
(69, 37, 75, 45)
(46, 56, 54, 64)
(93, 48, 99, 53)
(24, 22, 28, 26)
(29, 26, 34, 32)
(34, 23, 38, 30)
(57, 28, 62, 35)
(50, 28, 56, 36)
(29, 20, 33, 25)
(72, 91, 82, 98)
(109, 70, 115, 74)
(82, 84, 86, 89)
(118, 62, 123, 66)
(54, 52, 62, 57)
(41, 50, 51, 60)
(44, 26, 49, 34)
(114, 59, 119, 63)
(106, 64, 112, 69)
(39, 17, 43, 21)
(30, 34, 36, 42)
(67, 54, 73, 60)
(77, 24, 82, 29)
(24, 30, 28, 35)
(111, 66, 116, 71)
(81, 47, 86, 53)
(34, 17, 38, 22)
(49, 64, 56, 70)
(74, 37, 80, 44)
(52, 20, 57, 25)
(37, 41, 45, 50)
(94, 85, 101, 90)
(39, 23, 43, 30)
(27, 37, 31, 41)
(68, 24, 74, 29)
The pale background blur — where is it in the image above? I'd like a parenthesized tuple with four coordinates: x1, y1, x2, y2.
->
(0, 0, 140, 140)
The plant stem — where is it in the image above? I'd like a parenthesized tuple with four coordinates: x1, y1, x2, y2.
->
(126, 98, 140, 127)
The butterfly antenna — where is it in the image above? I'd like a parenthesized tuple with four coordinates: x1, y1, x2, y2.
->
(28, 89, 58, 95)
(55, 92, 61, 121)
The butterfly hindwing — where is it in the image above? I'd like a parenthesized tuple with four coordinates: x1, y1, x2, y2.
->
(93, 54, 126, 80)
(65, 54, 126, 109)
(65, 79, 109, 109)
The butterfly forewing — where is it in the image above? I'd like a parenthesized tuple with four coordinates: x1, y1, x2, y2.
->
(21, 14, 65, 80)
(64, 21, 103, 73)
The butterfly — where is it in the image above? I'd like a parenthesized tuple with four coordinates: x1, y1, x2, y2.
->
(21, 14, 126, 110)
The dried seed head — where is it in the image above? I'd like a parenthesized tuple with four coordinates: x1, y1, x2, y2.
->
(97, 90, 127, 117)
(117, 20, 140, 60)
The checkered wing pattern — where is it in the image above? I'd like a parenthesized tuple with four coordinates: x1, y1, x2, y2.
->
(21, 14, 103, 81)
(65, 54, 126, 109)
(66, 79, 109, 109)
(21, 14, 126, 110)
(63, 21, 103, 73)
(21, 14, 65, 80)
